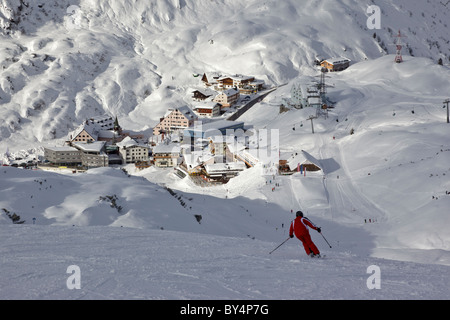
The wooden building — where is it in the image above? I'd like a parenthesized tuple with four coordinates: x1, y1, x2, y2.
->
(320, 57, 351, 72)
(279, 150, 322, 174)
(216, 75, 255, 91)
(192, 89, 215, 101)
(201, 72, 222, 88)
(193, 101, 222, 118)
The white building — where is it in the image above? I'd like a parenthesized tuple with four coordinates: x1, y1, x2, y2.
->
(213, 88, 239, 107)
(288, 80, 322, 109)
(204, 162, 246, 180)
(68, 114, 119, 143)
(192, 101, 222, 118)
(73, 141, 109, 168)
(88, 115, 115, 130)
(44, 141, 109, 168)
(43, 146, 81, 165)
(152, 143, 182, 167)
(116, 137, 150, 163)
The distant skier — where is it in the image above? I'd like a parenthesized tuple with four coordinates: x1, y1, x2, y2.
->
(289, 211, 321, 258)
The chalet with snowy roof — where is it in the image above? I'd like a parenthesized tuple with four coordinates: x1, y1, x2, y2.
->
(241, 80, 265, 94)
(201, 72, 264, 93)
(153, 106, 198, 136)
(152, 143, 182, 167)
(215, 76, 235, 91)
(181, 150, 215, 175)
(192, 89, 215, 101)
(69, 122, 98, 143)
(192, 101, 221, 118)
(216, 75, 252, 90)
(68, 114, 121, 143)
(320, 57, 351, 72)
(201, 72, 222, 88)
(213, 88, 239, 107)
(215, 74, 264, 94)
(116, 136, 149, 164)
(279, 150, 322, 174)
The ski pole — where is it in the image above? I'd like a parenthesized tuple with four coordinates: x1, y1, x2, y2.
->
(320, 232, 332, 248)
(269, 237, 290, 254)
(307, 217, 332, 249)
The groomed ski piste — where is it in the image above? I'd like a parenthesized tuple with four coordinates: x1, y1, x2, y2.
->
(1, 54, 450, 300)
(1, 224, 448, 300)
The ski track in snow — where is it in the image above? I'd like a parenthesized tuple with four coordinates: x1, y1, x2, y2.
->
(323, 135, 386, 223)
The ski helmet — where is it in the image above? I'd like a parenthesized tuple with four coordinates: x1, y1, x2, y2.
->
(296, 211, 303, 217)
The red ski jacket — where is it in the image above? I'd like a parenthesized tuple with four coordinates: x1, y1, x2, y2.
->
(289, 216, 318, 238)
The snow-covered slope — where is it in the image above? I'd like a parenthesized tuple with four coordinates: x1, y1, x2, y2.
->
(1, 0, 450, 300)
(0, 165, 295, 241)
(1, 224, 449, 300)
(237, 54, 450, 265)
(1, 0, 450, 152)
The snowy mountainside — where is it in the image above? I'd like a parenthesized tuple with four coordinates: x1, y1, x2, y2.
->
(1, 0, 450, 152)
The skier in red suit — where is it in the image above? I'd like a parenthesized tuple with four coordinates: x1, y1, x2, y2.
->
(289, 211, 321, 257)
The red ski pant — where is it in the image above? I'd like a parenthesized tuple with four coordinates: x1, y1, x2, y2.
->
(297, 233, 320, 255)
